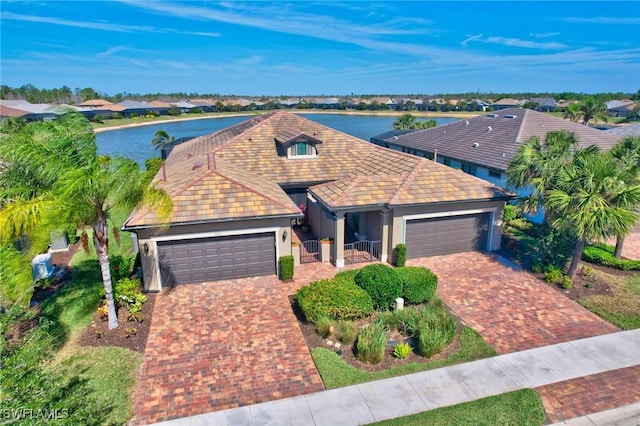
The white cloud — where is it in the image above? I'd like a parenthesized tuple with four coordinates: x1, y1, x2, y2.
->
(0, 11, 220, 37)
(97, 46, 131, 57)
(461, 34, 483, 47)
(529, 32, 560, 39)
(484, 36, 567, 50)
(564, 16, 640, 25)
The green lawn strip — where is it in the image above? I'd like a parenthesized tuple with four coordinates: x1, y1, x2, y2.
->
(59, 346, 142, 426)
(367, 389, 545, 426)
(312, 326, 497, 389)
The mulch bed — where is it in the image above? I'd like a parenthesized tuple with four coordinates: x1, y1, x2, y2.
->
(289, 296, 462, 372)
(26, 241, 155, 354)
(78, 294, 155, 354)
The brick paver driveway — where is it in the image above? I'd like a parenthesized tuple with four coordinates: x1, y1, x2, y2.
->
(408, 252, 618, 354)
(129, 275, 323, 425)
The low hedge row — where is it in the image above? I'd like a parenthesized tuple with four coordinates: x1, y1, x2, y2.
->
(297, 264, 439, 323)
(582, 243, 640, 271)
(354, 264, 403, 309)
(296, 278, 374, 322)
(396, 266, 438, 304)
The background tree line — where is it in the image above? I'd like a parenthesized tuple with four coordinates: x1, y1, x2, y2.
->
(1, 83, 638, 105)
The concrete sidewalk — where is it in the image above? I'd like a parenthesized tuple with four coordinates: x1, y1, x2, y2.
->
(153, 329, 640, 426)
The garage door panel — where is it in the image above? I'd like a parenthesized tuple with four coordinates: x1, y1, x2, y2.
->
(405, 214, 488, 258)
(158, 232, 275, 285)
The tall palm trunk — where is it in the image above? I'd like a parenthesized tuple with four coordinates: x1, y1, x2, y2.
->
(93, 214, 119, 329)
(567, 238, 586, 279)
(614, 236, 625, 258)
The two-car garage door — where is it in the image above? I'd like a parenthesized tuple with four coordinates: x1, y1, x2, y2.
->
(405, 213, 489, 258)
(157, 233, 275, 286)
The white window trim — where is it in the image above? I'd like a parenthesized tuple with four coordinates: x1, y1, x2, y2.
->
(287, 142, 317, 159)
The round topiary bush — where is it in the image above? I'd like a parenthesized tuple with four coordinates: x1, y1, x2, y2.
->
(296, 278, 374, 323)
(396, 266, 438, 304)
(354, 264, 402, 310)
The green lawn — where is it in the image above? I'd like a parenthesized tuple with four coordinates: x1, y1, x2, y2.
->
(579, 272, 640, 330)
(368, 389, 545, 426)
(312, 326, 497, 389)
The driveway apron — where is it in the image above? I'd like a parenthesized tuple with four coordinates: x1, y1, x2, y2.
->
(408, 252, 619, 354)
(130, 275, 323, 425)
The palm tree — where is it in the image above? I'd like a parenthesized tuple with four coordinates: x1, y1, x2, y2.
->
(609, 136, 640, 257)
(546, 150, 640, 278)
(416, 119, 438, 129)
(507, 130, 586, 216)
(562, 103, 582, 123)
(393, 113, 418, 130)
(0, 111, 172, 329)
(151, 129, 175, 150)
(579, 98, 608, 127)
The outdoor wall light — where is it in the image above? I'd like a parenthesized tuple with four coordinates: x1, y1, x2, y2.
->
(143, 242, 149, 254)
(282, 230, 288, 241)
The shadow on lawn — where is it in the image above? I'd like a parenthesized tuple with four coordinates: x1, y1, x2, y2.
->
(40, 258, 104, 350)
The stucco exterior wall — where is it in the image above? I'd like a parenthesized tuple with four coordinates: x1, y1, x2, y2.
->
(129, 216, 293, 292)
(307, 198, 335, 240)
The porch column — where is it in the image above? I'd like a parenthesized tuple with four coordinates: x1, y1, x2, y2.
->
(334, 212, 345, 267)
(380, 210, 391, 263)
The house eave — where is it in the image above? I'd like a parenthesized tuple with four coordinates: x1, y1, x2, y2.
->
(122, 212, 303, 232)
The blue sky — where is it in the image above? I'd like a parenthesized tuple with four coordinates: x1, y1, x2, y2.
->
(1, 1, 639, 96)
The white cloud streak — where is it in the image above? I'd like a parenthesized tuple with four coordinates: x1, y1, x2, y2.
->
(0, 11, 220, 37)
(564, 16, 640, 25)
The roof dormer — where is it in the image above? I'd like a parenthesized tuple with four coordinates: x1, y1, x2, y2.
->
(274, 131, 322, 159)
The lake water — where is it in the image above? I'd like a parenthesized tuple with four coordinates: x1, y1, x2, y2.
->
(95, 113, 458, 166)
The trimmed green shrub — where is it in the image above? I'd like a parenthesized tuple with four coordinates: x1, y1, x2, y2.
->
(315, 315, 336, 338)
(396, 266, 438, 304)
(356, 321, 388, 364)
(544, 268, 563, 284)
(393, 342, 412, 359)
(279, 255, 294, 280)
(503, 204, 520, 222)
(354, 264, 403, 310)
(561, 275, 573, 290)
(582, 243, 640, 270)
(296, 278, 374, 323)
(334, 268, 361, 285)
(394, 243, 407, 267)
(337, 321, 357, 345)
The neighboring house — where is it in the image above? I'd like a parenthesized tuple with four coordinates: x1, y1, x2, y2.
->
(124, 111, 512, 291)
(76, 99, 114, 109)
(605, 123, 640, 137)
(370, 108, 622, 222)
(530, 98, 556, 112)
(491, 98, 522, 110)
(607, 102, 637, 118)
(467, 100, 490, 111)
(0, 100, 59, 121)
(0, 104, 29, 121)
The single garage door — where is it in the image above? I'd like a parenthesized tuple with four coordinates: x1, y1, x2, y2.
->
(157, 233, 275, 285)
(405, 214, 489, 258)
